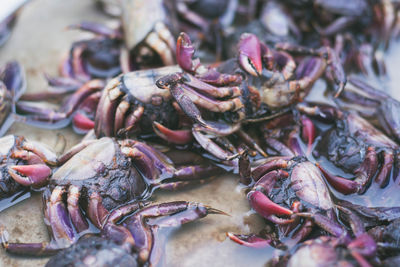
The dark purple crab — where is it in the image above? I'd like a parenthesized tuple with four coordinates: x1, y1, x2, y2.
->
(338, 76, 400, 144)
(228, 157, 350, 248)
(297, 102, 400, 194)
(61, 0, 178, 82)
(0, 136, 222, 255)
(154, 32, 344, 161)
(156, 32, 346, 130)
(4, 200, 225, 266)
(0, 135, 56, 205)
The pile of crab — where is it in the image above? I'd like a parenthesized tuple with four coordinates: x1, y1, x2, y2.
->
(2, 0, 400, 266)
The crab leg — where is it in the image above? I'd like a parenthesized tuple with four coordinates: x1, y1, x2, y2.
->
(87, 192, 111, 229)
(176, 33, 242, 85)
(252, 157, 290, 181)
(157, 73, 208, 128)
(113, 97, 131, 135)
(374, 150, 394, 188)
(354, 147, 379, 194)
(181, 83, 244, 112)
(57, 139, 97, 164)
(181, 73, 242, 98)
(17, 80, 104, 126)
(3, 187, 77, 256)
(226, 233, 272, 248)
(271, 50, 296, 80)
(297, 213, 350, 241)
(119, 105, 144, 135)
(11, 149, 45, 165)
(276, 43, 346, 95)
(94, 79, 123, 137)
(67, 185, 89, 233)
(153, 121, 193, 145)
(124, 201, 225, 263)
(70, 42, 91, 82)
(68, 21, 122, 39)
(192, 130, 238, 161)
(144, 23, 175, 66)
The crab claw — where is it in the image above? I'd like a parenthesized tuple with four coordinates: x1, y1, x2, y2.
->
(226, 232, 271, 248)
(317, 163, 359, 195)
(176, 32, 198, 73)
(72, 112, 95, 133)
(301, 115, 316, 155)
(238, 33, 262, 76)
(153, 122, 193, 145)
(8, 164, 51, 187)
(248, 190, 293, 219)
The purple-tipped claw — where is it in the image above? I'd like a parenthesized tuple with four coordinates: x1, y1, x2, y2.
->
(301, 115, 315, 155)
(238, 33, 262, 76)
(317, 163, 359, 195)
(176, 32, 196, 73)
(248, 190, 293, 219)
(227, 232, 271, 248)
(8, 164, 51, 187)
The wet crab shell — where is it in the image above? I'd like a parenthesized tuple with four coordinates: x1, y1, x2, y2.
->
(95, 65, 182, 137)
(50, 137, 148, 210)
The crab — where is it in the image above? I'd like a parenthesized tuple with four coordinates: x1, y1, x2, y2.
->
(1, 136, 223, 254)
(60, 0, 177, 82)
(337, 76, 400, 143)
(157, 32, 346, 128)
(227, 157, 350, 248)
(297, 102, 400, 194)
(154, 32, 344, 160)
(4, 200, 225, 266)
(0, 135, 56, 208)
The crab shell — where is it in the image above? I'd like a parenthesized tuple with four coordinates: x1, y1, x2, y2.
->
(50, 137, 148, 210)
(121, 0, 177, 51)
(290, 161, 334, 211)
(95, 65, 181, 136)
